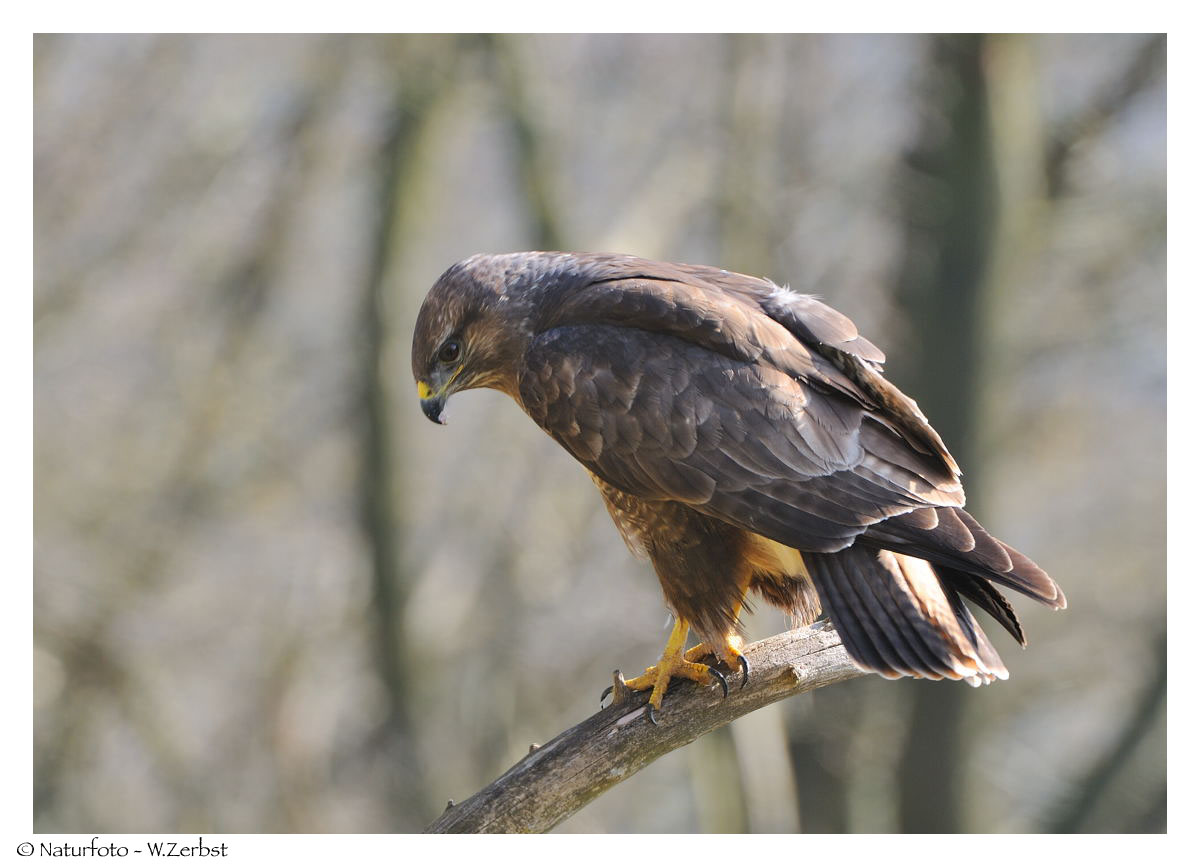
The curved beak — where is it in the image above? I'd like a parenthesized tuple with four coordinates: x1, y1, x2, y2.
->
(416, 380, 448, 425)
(420, 394, 446, 425)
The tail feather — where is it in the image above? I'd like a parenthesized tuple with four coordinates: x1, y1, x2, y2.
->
(829, 548, 940, 678)
(802, 507, 1060, 685)
(939, 575, 1011, 678)
(807, 550, 902, 678)
(842, 550, 965, 679)
(807, 546, 1009, 685)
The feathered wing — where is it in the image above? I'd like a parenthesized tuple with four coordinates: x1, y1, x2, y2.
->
(519, 324, 959, 553)
(516, 261, 1064, 681)
(862, 506, 1064, 608)
(537, 257, 960, 475)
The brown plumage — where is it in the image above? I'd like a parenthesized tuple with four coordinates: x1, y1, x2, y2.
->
(412, 252, 1065, 705)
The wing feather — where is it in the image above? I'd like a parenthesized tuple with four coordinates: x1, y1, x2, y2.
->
(519, 324, 956, 553)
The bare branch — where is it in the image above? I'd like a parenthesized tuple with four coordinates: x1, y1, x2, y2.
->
(1044, 34, 1165, 198)
(424, 624, 864, 833)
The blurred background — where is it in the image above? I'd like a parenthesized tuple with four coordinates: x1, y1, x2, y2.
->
(33, 34, 1166, 833)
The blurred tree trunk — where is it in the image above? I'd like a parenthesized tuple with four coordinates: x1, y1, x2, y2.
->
(486, 34, 566, 252)
(785, 692, 852, 832)
(356, 35, 448, 826)
(715, 34, 780, 276)
(890, 33, 998, 834)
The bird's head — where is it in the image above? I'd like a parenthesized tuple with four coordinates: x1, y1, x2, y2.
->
(411, 253, 551, 423)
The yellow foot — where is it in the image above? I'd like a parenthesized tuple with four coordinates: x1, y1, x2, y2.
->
(605, 618, 744, 724)
(684, 634, 750, 687)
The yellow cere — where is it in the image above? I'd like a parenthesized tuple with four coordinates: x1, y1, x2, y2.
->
(417, 381, 434, 400)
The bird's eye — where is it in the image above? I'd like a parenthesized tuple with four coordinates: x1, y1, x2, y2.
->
(437, 339, 462, 365)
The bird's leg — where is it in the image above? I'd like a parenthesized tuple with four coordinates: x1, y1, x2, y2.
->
(683, 584, 752, 685)
(622, 617, 721, 718)
(680, 595, 751, 686)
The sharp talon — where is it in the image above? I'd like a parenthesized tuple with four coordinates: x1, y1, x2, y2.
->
(600, 685, 613, 708)
(707, 665, 729, 698)
(647, 704, 659, 726)
(737, 654, 750, 688)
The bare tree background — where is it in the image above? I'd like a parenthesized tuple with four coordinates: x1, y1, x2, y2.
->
(33, 34, 1165, 833)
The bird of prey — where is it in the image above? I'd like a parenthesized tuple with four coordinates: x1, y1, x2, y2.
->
(412, 252, 1065, 720)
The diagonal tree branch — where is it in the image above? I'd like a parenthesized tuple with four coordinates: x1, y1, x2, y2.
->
(1044, 33, 1165, 199)
(1044, 631, 1167, 833)
(424, 624, 864, 833)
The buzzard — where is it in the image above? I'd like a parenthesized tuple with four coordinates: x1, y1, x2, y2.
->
(412, 252, 1065, 720)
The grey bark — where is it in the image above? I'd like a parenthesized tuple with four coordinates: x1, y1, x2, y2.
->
(425, 624, 864, 833)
